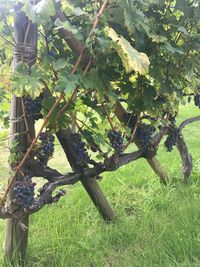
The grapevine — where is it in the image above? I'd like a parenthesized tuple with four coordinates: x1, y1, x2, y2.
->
(0, 0, 199, 226)
(169, 113, 177, 125)
(135, 124, 156, 150)
(164, 127, 182, 152)
(24, 96, 43, 121)
(39, 131, 55, 157)
(13, 176, 36, 208)
(108, 130, 124, 156)
(70, 133, 90, 169)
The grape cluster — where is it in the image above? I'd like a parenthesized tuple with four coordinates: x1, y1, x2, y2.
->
(136, 124, 155, 149)
(13, 177, 36, 208)
(169, 113, 177, 124)
(164, 127, 181, 152)
(39, 132, 55, 156)
(194, 94, 200, 108)
(108, 130, 124, 155)
(24, 96, 43, 121)
(71, 133, 90, 169)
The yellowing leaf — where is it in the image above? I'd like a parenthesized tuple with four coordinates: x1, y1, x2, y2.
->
(33, 0, 56, 20)
(105, 27, 150, 75)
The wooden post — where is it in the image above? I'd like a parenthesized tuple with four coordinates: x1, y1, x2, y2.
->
(42, 88, 116, 222)
(3, 7, 37, 265)
(56, 128, 116, 221)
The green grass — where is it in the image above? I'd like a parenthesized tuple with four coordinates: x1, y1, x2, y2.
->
(0, 104, 200, 266)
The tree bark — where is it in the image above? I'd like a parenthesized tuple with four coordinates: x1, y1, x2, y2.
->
(3, 9, 37, 266)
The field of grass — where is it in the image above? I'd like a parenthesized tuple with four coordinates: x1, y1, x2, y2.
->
(0, 104, 200, 267)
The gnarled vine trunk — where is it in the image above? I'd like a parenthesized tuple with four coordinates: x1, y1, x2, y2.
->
(177, 137, 192, 183)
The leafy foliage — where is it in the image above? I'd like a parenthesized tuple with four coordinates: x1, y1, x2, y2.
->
(0, 0, 199, 214)
(11, 63, 45, 98)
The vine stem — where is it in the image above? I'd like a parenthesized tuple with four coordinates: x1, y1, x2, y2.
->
(0, 0, 109, 207)
(70, 113, 109, 159)
(70, 112, 82, 132)
(52, 0, 108, 122)
(71, 0, 108, 74)
(102, 104, 115, 130)
(70, 112, 111, 148)
(0, 34, 15, 47)
(124, 115, 141, 150)
(53, 58, 92, 123)
(20, 98, 31, 143)
(154, 113, 170, 147)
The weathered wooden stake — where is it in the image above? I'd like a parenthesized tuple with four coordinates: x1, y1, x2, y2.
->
(56, 128, 116, 221)
(3, 8, 37, 266)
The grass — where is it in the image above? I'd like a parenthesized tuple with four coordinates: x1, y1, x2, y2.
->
(0, 103, 200, 266)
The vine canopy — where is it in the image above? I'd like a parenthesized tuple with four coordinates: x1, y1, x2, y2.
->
(0, 0, 199, 144)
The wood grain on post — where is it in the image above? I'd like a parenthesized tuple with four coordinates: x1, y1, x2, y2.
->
(3, 9, 37, 265)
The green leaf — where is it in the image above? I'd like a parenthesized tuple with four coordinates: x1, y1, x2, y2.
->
(178, 26, 188, 36)
(52, 58, 69, 71)
(150, 34, 168, 43)
(54, 18, 79, 35)
(22, 0, 55, 24)
(32, 0, 56, 21)
(73, 7, 86, 16)
(161, 43, 185, 55)
(105, 27, 150, 75)
(56, 73, 81, 94)
(11, 63, 45, 98)
(42, 97, 72, 129)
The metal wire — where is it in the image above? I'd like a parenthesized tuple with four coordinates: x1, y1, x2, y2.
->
(13, 43, 37, 65)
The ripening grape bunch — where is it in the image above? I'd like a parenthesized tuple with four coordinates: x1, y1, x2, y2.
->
(194, 94, 200, 109)
(39, 132, 55, 156)
(169, 113, 177, 124)
(13, 177, 36, 208)
(71, 133, 90, 169)
(108, 130, 124, 155)
(136, 124, 155, 149)
(24, 96, 43, 121)
(164, 127, 181, 152)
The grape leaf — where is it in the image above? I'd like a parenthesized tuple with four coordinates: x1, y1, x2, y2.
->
(105, 27, 150, 75)
(22, 0, 55, 24)
(52, 58, 69, 71)
(54, 18, 79, 35)
(56, 73, 81, 94)
(11, 63, 45, 98)
(32, 0, 56, 21)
